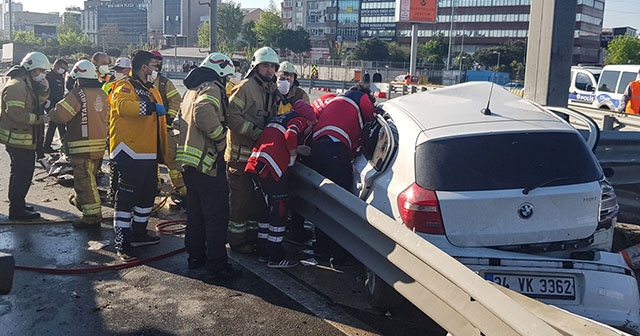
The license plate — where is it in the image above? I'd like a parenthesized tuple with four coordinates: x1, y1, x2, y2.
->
(485, 273, 576, 300)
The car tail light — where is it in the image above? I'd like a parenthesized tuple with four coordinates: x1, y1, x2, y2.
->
(597, 179, 619, 230)
(397, 183, 445, 234)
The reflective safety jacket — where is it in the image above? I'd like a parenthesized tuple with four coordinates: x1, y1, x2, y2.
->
(109, 77, 168, 164)
(154, 74, 181, 127)
(277, 83, 310, 115)
(0, 72, 49, 149)
(311, 92, 337, 116)
(176, 81, 227, 177)
(312, 90, 376, 157)
(245, 112, 308, 181)
(225, 75, 279, 167)
(623, 81, 640, 115)
(50, 82, 109, 159)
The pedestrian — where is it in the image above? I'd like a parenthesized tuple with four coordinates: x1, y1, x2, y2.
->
(618, 69, 640, 115)
(245, 100, 317, 267)
(276, 61, 309, 115)
(150, 50, 186, 203)
(49, 60, 109, 229)
(42, 58, 69, 154)
(182, 60, 189, 73)
(109, 50, 168, 261)
(176, 52, 242, 279)
(190, 61, 197, 71)
(0, 52, 51, 220)
(310, 82, 378, 265)
(225, 46, 281, 254)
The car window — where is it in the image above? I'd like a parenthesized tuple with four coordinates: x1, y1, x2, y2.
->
(598, 71, 618, 93)
(361, 114, 397, 171)
(415, 132, 602, 191)
(618, 71, 636, 94)
(575, 73, 592, 91)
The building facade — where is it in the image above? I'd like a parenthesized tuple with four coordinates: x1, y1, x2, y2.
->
(82, 0, 149, 49)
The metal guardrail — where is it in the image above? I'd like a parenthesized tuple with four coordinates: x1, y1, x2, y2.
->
(289, 163, 628, 336)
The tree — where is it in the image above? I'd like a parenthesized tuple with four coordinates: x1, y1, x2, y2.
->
(350, 38, 388, 61)
(57, 30, 92, 48)
(277, 27, 311, 54)
(604, 34, 640, 65)
(388, 42, 409, 63)
(197, 21, 209, 48)
(241, 21, 258, 49)
(217, 1, 244, 49)
(253, 11, 283, 46)
(418, 35, 448, 65)
(13, 30, 42, 45)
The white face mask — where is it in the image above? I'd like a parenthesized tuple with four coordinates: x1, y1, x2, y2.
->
(114, 72, 126, 80)
(148, 70, 158, 83)
(56, 68, 66, 75)
(97, 65, 110, 76)
(277, 79, 290, 95)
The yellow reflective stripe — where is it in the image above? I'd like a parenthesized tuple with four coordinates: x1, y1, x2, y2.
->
(195, 94, 220, 109)
(238, 121, 253, 135)
(59, 101, 76, 117)
(0, 128, 32, 141)
(67, 139, 106, 148)
(177, 145, 214, 170)
(166, 89, 179, 99)
(207, 125, 224, 141)
(167, 109, 178, 118)
(6, 101, 25, 108)
(28, 113, 36, 124)
(230, 144, 253, 155)
(230, 95, 245, 109)
(68, 146, 105, 154)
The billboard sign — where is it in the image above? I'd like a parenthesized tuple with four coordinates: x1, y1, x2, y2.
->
(395, 0, 437, 23)
(34, 25, 57, 39)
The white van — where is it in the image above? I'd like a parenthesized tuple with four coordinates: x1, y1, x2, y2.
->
(591, 64, 640, 111)
(568, 66, 600, 107)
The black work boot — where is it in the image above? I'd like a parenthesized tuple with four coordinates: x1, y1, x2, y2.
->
(130, 222, 160, 247)
(9, 209, 41, 221)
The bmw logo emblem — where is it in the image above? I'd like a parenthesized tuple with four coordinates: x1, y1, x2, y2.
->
(518, 203, 534, 219)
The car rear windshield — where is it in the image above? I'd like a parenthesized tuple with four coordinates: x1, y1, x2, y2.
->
(415, 132, 602, 191)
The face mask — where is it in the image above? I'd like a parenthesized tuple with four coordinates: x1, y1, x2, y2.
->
(56, 68, 66, 75)
(97, 65, 110, 76)
(114, 72, 126, 80)
(148, 70, 158, 83)
(31, 72, 46, 81)
(277, 79, 290, 95)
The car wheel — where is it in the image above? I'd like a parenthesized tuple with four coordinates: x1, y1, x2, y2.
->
(365, 268, 404, 309)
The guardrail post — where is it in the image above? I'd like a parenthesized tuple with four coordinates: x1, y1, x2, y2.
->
(602, 115, 615, 131)
(388, 83, 392, 99)
(0, 252, 15, 294)
(402, 85, 408, 95)
(411, 85, 418, 94)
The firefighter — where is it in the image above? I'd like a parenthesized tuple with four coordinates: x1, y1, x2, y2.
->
(245, 100, 317, 267)
(225, 46, 281, 254)
(0, 52, 51, 220)
(276, 61, 309, 115)
(311, 82, 378, 265)
(176, 53, 241, 279)
(150, 50, 186, 203)
(109, 50, 168, 261)
(50, 60, 109, 229)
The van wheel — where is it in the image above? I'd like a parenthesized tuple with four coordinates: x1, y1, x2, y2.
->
(365, 268, 404, 309)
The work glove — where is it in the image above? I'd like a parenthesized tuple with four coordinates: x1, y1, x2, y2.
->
(289, 155, 297, 167)
(154, 103, 166, 116)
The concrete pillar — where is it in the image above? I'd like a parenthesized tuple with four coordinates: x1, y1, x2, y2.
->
(524, 0, 577, 107)
(0, 252, 14, 294)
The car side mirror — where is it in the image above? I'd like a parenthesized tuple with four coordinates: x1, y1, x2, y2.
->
(602, 167, 615, 178)
(585, 84, 593, 92)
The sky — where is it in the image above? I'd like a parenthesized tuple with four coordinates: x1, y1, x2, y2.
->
(17, 0, 640, 31)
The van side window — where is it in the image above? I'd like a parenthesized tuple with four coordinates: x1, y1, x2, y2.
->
(598, 71, 618, 93)
(618, 71, 636, 94)
(575, 73, 593, 91)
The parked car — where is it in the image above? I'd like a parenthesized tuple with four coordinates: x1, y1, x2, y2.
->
(503, 82, 524, 90)
(352, 81, 639, 334)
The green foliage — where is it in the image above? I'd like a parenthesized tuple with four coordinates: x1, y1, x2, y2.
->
(473, 41, 526, 75)
(58, 12, 82, 36)
(57, 30, 91, 47)
(197, 21, 209, 48)
(604, 34, 640, 64)
(388, 42, 409, 62)
(277, 27, 311, 54)
(418, 35, 448, 64)
(242, 21, 258, 49)
(217, 2, 244, 48)
(13, 30, 42, 45)
(253, 11, 283, 46)
(350, 38, 389, 61)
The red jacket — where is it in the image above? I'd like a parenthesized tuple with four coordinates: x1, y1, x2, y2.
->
(311, 90, 376, 156)
(245, 111, 309, 180)
(311, 92, 337, 117)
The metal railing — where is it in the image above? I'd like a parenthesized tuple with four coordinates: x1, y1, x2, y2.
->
(289, 163, 629, 336)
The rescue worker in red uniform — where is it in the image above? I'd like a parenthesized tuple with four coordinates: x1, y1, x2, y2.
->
(619, 69, 640, 115)
(311, 92, 337, 117)
(0, 52, 51, 220)
(311, 82, 378, 265)
(109, 50, 168, 261)
(50, 60, 109, 229)
(226, 47, 281, 254)
(177, 53, 241, 279)
(245, 100, 317, 267)
(150, 50, 186, 202)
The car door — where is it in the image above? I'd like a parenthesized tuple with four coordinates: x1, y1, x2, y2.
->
(354, 113, 398, 201)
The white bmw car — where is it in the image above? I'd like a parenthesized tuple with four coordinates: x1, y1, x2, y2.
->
(353, 82, 640, 333)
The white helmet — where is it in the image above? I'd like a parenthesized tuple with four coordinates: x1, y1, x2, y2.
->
(20, 52, 51, 71)
(200, 53, 235, 77)
(278, 61, 297, 76)
(246, 47, 279, 78)
(70, 60, 98, 80)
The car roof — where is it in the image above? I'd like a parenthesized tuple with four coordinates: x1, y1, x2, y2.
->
(383, 82, 577, 140)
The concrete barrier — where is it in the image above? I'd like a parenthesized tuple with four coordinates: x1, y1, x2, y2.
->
(0, 252, 14, 294)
